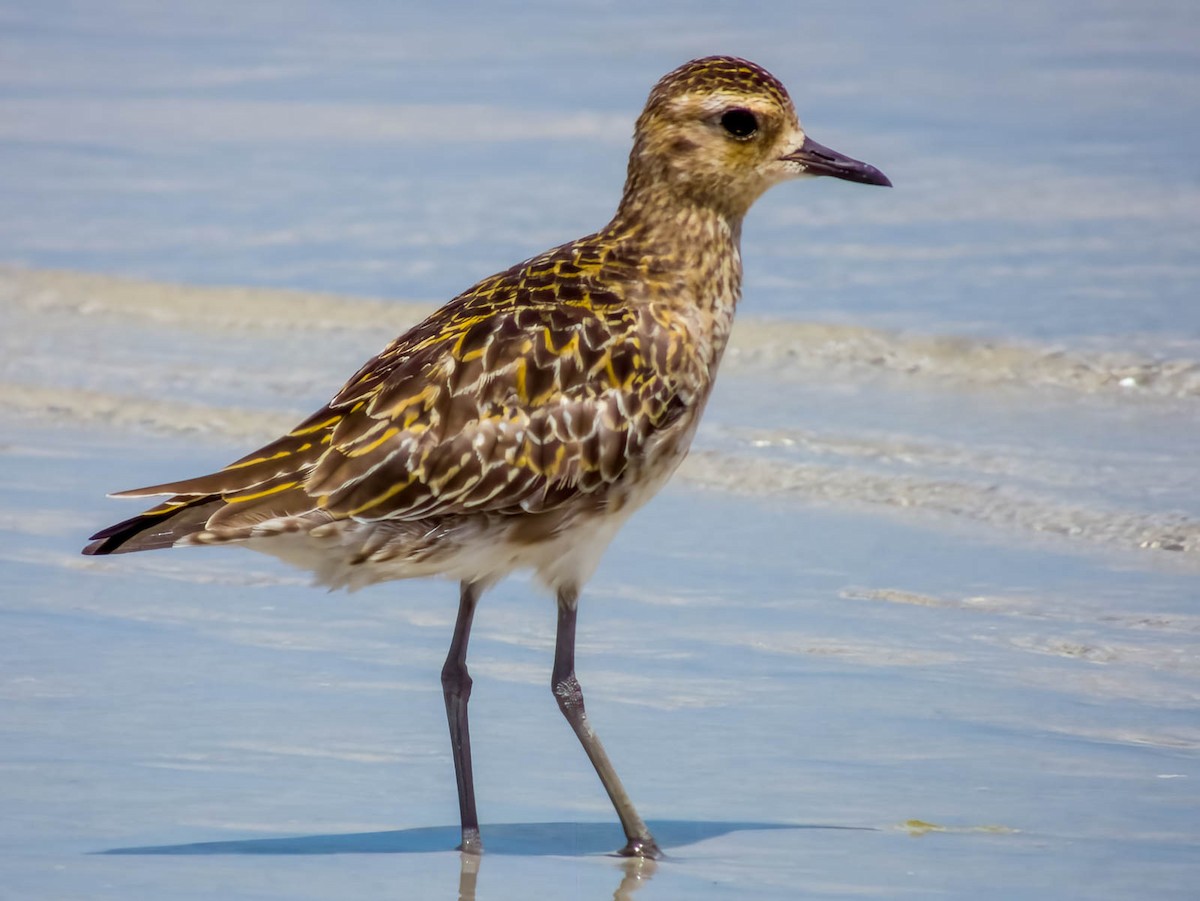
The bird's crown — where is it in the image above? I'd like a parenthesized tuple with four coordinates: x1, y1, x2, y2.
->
(644, 56, 795, 117)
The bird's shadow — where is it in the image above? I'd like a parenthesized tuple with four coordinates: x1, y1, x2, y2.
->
(99, 820, 870, 857)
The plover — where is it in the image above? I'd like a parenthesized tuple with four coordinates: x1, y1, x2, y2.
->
(84, 56, 890, 858)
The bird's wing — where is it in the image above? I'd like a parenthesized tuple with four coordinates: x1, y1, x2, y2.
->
(110, 272, 693, 536)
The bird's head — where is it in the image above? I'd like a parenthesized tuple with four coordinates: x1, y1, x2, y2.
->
(621, 56, 890, 222)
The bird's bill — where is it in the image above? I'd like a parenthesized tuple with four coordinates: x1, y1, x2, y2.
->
(782, 136, 892, 187)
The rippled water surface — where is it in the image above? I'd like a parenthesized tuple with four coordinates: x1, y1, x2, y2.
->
(1, 2, 1198, 900)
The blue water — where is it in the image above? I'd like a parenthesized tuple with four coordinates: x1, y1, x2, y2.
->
(1, 0, 1198, 345)
(2, 4, 1199, 900)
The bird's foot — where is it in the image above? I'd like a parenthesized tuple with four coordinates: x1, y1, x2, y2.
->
(617, 834, 663, 860)
(458, 827, 483, 855)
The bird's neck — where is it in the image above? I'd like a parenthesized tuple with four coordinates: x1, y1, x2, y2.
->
(606, 190, 744, 304)
(612, 173, 746, 245)
(603, 194, 744, 375)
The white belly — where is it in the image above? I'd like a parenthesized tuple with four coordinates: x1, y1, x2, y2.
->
(243, 435, 689, 596)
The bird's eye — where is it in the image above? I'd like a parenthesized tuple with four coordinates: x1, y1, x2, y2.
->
(720, 108, 759, 139)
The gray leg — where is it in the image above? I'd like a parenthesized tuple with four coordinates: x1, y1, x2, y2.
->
(442, 580, 483, 854)
(552, 587, 661, 859)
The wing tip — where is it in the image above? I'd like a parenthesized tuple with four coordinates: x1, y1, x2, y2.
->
(83, 495, 222, 556)
(82, 512, 158, 555)
(81, 536, 117, 556)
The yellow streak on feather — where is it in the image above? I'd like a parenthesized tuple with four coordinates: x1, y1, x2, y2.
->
(290, 415, 341, 437)
(342, 475, 417, 517)
(226, 480, 300, 504)
(513, 357, 528, 403)
(386, 383, 437, 420)
(347, 426, 400, 458)
(223, 449, 295, 471)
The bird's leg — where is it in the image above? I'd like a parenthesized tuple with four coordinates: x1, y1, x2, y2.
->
(442, 580, 483, 854)
(552, 587, 662, 859)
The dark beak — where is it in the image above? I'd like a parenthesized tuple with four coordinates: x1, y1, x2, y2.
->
(783, 135, 892, 187)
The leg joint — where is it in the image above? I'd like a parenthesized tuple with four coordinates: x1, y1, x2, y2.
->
(552, 672, 584, 714)
(442, 660, 473, 697)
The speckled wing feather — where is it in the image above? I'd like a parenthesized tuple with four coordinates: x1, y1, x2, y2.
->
(89, 237, 692, 551)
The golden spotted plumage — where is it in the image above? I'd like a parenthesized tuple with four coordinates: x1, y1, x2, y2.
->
(84, 56, 890, 858)
(90, 220, 722, 582)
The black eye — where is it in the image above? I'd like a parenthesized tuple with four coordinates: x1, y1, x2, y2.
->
(720, 108, 758, 139)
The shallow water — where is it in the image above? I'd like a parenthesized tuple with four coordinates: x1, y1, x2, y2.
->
(2, 2, 1199, 899)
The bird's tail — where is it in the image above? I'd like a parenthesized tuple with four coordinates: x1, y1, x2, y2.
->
(82, 495, 222, 556)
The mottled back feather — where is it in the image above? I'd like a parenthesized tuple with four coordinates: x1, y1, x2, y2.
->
(86, 229, 700, 554)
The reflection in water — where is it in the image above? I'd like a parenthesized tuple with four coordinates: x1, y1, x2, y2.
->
(453, 846, 657, 901)
(457, 852, 479, 901)
(614, 856, 658, 900)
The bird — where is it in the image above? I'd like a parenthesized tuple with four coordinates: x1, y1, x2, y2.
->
(83, 55, 890, 859)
